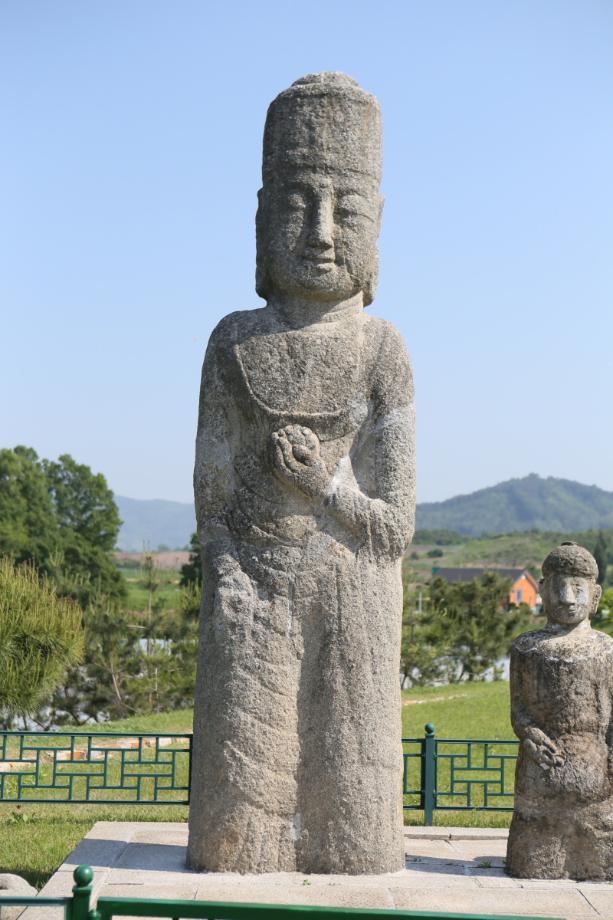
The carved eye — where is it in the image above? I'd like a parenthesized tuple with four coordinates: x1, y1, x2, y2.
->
(335, 205, 358, 220)
(286, 191, 307, 211)
(335, 196, 374, 223)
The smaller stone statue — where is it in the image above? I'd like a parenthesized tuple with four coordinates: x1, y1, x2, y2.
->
(507, 542, 613, 880)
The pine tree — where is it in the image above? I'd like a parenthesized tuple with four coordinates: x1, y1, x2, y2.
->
(180, 532, 202, 587)
(427, 573, 532, 682)
(0, 558, 83, 725)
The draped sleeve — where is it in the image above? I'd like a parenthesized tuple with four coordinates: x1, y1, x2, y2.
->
(193, 315, 238, 543)
(324, 320, 415, 560)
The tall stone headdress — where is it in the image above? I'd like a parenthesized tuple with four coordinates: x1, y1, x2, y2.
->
(256, 72, 383, 305)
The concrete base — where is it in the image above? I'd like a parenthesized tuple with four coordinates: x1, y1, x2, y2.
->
(27, 822, 613, 920)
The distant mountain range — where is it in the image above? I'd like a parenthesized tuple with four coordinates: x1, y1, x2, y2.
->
(115, 496, 196, 552)
(115, 474, 613, 549)
(416, 474, 613, 538)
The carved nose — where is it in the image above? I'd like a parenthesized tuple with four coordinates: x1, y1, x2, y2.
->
(307, 197, 334, 251)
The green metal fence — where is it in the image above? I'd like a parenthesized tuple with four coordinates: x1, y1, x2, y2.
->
(0, 731, 191, 804)
(402, 724, 519, 825)
(0, 725, 518, 822)
(0, 866, 561, 920)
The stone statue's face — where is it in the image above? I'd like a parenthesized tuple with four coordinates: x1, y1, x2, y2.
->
(262, 167, 381, 303)
(542, 573, 602, 627)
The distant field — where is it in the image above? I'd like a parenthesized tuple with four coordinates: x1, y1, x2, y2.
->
(117, 564, 182, 611)
(116, 551, 189, 571)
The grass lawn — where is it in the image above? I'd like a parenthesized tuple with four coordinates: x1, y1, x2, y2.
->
(401, 679, 512, 739)
(0, 804, 187, 890)
(0, 684, 515, 887)
(401, 681, 514, 831)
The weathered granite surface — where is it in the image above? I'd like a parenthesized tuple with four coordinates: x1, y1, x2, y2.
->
(187, 73, 415, 874)
(0, 874, 36, 920)
(507, 542, 613, 880)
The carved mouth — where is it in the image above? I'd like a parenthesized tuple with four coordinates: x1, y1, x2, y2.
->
(303, 254, 335, 266)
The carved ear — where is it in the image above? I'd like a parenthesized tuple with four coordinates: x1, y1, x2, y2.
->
(255, 187, 270, 301)
(592, 583, 603, 615)
(539, 578, 551, 618)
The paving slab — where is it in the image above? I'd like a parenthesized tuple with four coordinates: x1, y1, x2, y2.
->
(25, 823, 613, 920)
(389, 886, 596, 916)
(192, 883, 396, 909)
(467, 869, 521, 888)
(98, 884, 200, 900)
(405, 826, 510, 840)
(404, 838, 459, 859)
(580, 891, 613, 920)
(447, 838, 508, 861)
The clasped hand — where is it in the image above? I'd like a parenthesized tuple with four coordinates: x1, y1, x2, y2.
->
(270, 425, 330, 500)
(523, 727, 564, 770)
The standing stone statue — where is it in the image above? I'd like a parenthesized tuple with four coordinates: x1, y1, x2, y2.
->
(187, 73, 415, 875)
(507, 542, 613, 880)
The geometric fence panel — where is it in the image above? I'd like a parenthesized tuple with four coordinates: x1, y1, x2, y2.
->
(402, 736, 424, 811)
(0, 726, 518, 820)
(0, 731, 191, 804)
(433, 738, 519, 812)
(402, 730, 519, 822)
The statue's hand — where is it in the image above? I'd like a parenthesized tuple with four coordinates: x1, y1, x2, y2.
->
(523, 727, 564, 770)
(270, 425, 329, 500)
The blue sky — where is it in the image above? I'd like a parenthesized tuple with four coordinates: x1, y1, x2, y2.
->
(1, 0, 612, 504)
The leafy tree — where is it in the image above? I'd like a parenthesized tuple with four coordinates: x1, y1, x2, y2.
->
(0, 447, 124, 605)
(597, 587, 613, 620)
(43, 454, 124, 602)
(43, 454, 121, 551)
(0, 446, 60, 571)
(180, 532, 202, 587)
(593, 531, 608, 586)
(0, 558, 83, 725)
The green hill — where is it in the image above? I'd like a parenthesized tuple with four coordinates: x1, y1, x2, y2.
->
(416, 474, 613, 537)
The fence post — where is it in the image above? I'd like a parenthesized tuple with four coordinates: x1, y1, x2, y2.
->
(70, 865, 93, 920)
(188, 732, 193, 803)
(422, 723, 436, 827)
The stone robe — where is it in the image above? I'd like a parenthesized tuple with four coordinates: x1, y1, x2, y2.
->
(507, 626, 613, 880)
(187, 302, 415, 873)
